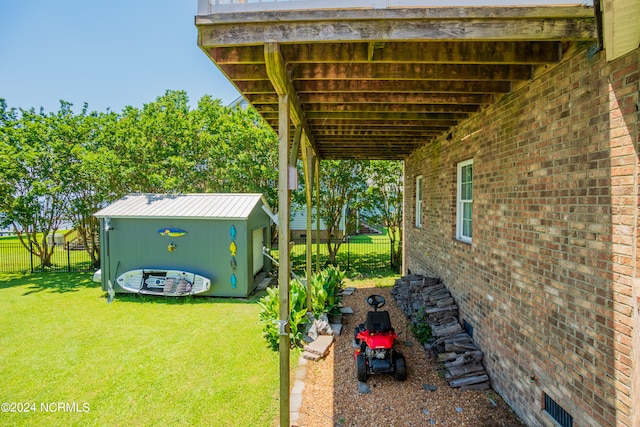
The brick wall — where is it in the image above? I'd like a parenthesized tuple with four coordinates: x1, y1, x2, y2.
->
(404, 46, 639, 427)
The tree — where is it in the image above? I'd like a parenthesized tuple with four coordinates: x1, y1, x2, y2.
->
(0, 92, 281, 268)
(64, 107, 125, 267)
(195, 98, 279, 209)
(317, 160, 368, 264)
(112, 90, 205, 193)
(361, 160, 403, 271)
(0, 100, 74, 267)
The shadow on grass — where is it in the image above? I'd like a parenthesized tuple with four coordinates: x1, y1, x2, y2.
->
(0, 272, 100, 295)
(107, 269, 398, 307)
(109, 288, 268, 305)
(343, 269, 399, 283)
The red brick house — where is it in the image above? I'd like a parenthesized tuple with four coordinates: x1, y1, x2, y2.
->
(404, 45, 638, 427)
(196, 1, 639, 425)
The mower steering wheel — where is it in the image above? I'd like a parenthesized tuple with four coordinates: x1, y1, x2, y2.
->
(366, 294, 386, 310)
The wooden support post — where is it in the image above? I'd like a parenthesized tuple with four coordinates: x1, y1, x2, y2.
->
(401, 161, 407, 275)
(277, 93, 291, 427)
(290, 125, 302, 166)
(315, 156, 321, 272)
(301, 140, 313, 311)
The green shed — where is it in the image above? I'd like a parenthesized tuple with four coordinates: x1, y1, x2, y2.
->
(94, 193, 273, 297)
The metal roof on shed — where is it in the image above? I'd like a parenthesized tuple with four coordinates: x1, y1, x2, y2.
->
(94, 193, 269, 220)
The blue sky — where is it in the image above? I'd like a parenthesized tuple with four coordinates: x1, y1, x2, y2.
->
(0, 0, 241, 113)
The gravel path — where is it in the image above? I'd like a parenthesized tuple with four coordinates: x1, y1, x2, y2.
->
(295, 282, 524, 427)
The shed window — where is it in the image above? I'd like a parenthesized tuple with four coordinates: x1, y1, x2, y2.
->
(415, 175, 423, 228)
(456, 159, 473, 243)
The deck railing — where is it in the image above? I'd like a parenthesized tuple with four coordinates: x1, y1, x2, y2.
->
(198, 0, 592, 15)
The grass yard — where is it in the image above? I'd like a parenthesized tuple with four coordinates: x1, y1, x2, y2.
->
(0, 273, 280, 426)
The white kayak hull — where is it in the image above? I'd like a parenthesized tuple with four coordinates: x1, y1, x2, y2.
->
(116, 269, 211, 296)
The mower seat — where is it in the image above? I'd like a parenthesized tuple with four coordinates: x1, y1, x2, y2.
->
(366, 310, 392, 332)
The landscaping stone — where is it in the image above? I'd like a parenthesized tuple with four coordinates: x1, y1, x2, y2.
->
(339, 306, 354, 314)
(303, 334, 334, 361)
(330, 323, 343, 336)
(357, 381, 370, 394)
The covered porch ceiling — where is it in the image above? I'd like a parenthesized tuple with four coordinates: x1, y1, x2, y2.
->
(196, 3, 597, 160)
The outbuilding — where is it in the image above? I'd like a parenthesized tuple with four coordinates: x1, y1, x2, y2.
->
(94, 193, 273, 297)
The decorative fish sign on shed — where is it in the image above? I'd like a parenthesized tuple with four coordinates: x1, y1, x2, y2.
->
(158, 227, 187, 237)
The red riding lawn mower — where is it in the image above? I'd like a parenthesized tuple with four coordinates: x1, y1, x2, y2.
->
(354, 294, 407, 382)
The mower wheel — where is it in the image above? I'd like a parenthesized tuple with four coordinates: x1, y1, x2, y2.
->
(353, 327, 360, 345)
(394, 353, 407, 381)
(356, 353, 368, 382)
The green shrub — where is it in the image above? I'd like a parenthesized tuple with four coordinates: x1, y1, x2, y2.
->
(410, 308, 433, 344)
(310, 265, 345, 317)
(258, 278, 309, 350)
(258, 266, 345, 350)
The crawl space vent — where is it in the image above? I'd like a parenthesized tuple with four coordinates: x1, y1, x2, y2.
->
(544, 393, 573, 427)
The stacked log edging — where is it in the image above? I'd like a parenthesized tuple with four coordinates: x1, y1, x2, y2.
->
(391, 274, 490, 390)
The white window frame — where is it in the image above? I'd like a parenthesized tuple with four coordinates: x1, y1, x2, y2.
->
(415, 175, 423, 228)
(456, 159, 473, 243)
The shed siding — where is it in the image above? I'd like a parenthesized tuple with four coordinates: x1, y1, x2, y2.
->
(404, 47, 639, 426)
(98, 194, 272, 297)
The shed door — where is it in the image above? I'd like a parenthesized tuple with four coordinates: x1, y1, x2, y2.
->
(252, 228, 265, 275)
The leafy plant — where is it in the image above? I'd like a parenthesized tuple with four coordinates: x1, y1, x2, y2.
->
(258, 278, 309, 350)
(410, 308, 433, 344)
(258, 266, 345, 350)
(310, 265, 345, 317)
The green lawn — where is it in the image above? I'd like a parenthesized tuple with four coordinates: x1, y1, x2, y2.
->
(0, 273, 280, 426)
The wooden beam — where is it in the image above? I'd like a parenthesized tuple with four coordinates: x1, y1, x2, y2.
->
(207, 46, 266, 64)
(314, 156, 320, 271)
(234, 80, 276, 94)
(307, 109, 470, 123)
(308, 121, 454, 128)
(218, 63, 269, 80)
(249, 91, 494, 106)
(290, 125, 302, 166)
(300, 142, 313, 310)
(315, 139, 428, 145)
(305, 111, 467, 121)
(301, 103, 481, 113)
(209, 42, 563, 66)
(313, 129, 442, 136)
(308, 121, 453, 128)
(264, 43, 319, 159)
(278, 41, 562, 64)
(305, 119, 456, 127)
(300, 92, 495, 105)
(197, 6, 596, 25)
(277, 93, 291, 427)
(290, 63, 533, 81)
(197, 7, 596, 46)
(295, 79, 512, 94)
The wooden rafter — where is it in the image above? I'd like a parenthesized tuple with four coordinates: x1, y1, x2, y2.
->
(197, 4, 597, 160)
(210, 41, 563, 65)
